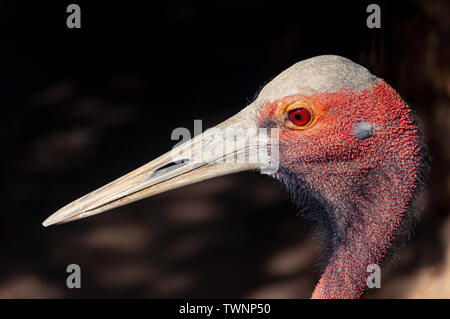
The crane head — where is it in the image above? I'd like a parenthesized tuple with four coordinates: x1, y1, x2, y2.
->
(43, 55, 427, 298)
(44, 55, 422, 226)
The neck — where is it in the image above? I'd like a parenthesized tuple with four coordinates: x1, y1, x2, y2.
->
(275, 117, 424, 298)
(311, 187, 410, 298)
(309, 141, 423, 298)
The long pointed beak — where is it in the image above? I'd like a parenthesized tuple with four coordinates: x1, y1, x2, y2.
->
(43, 105, 278, 227)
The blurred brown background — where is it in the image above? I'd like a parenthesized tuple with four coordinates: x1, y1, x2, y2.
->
(0, 0, 449, 298)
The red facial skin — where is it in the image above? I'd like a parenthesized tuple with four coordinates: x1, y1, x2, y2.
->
(257, 80, 424, 299)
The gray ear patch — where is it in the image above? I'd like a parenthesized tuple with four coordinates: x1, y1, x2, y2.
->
(353, 121, 376, 140)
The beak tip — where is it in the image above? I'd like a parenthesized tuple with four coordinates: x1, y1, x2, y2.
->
(42, 215, 57, 227)
(42, 219, 51, 227)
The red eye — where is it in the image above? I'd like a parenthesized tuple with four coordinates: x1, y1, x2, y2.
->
(288, 107, 312, 127)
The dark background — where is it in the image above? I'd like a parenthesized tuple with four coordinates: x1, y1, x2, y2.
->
(0, 0, 449, 298)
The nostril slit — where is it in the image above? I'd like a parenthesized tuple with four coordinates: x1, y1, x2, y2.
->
(151, 158, 190, 178)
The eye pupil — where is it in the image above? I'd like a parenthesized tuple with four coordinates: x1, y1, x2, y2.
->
(288, 107, 312, 127)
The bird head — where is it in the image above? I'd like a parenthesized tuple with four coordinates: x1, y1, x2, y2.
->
(255, 57, 425, 236)
(43, 55, 427, 298)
